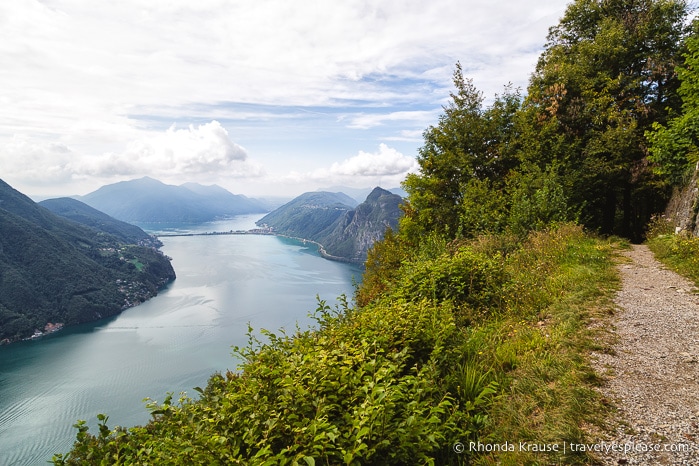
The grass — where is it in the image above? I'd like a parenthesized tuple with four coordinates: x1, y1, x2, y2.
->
(647, 225, 699, 288)
(461, 225, 621, 465)
(128, 259, 145, 271)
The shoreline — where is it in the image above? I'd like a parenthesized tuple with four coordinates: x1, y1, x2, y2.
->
(157, 229, 363, 265)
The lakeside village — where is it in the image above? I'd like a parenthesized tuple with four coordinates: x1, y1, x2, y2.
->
(28, 322, 64, 340)
(0, 322, 66, 345)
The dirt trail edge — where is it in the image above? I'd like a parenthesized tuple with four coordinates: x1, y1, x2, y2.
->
(593, 244, 699, 465)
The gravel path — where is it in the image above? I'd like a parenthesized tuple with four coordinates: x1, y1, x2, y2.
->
(593, 244, 699, 465)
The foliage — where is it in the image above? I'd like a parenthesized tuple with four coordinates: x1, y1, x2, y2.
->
(506, 165, 575, 237)
(648, 28, 699, 184)
(647, 223, 699, 285)
(403, 65, 521, 240)
(402, 0, 691, 244)
(521, 0, 689, 239)
(51, 2, 697, 464)
(54, 225, 619, 465)
(356, 227, 410, 307)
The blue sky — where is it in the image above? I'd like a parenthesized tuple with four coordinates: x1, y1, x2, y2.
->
(0, 0, 572, 198)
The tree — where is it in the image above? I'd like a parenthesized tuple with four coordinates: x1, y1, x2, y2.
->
(521, 0, 688, 239)
(403, 63, 521, 239)
(648, 25, 699, 184)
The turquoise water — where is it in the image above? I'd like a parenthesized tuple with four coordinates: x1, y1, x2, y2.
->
(0, 216, 361, 465)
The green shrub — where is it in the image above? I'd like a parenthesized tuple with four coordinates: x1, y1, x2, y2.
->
(398, 247, 504, 317)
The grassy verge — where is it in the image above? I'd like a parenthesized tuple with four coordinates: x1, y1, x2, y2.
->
(647, 230, 699, 288)
(467, 226, 620, 465)
(53, 224, 621, 465)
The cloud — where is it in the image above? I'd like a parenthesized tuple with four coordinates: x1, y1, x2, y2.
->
(0, 0, 573, 196)
(0, 121, 264, 195)
(0, 0, 570, 129)
(83, 121, 259, 178)
(0, 138, 76, 185)
(282, 144, 418, 190)
(329, 144, 418, 177)
(345, 110, 438, 130)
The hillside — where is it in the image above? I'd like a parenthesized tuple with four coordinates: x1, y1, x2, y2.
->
(0, 179, 176, 343)
(255, 191, 357, 240)
(321, 187, 403, 262)
(256, 188, 402, 263)
(39, 197, 159, 247)
(52, 2, 699, 464)
(77, 177, 267, 223)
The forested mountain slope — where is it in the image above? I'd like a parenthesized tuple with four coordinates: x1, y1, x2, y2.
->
(39, 197, 158, 246)
(0, 179, 175, 343)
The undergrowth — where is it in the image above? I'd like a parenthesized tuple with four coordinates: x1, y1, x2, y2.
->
(53, 224, 619, 465)
(647, 219, 699, 287)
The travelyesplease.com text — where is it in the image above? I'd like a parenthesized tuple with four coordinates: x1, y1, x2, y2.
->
(453, 440, 692, 455)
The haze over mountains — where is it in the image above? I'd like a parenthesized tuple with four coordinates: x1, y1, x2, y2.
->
(72, 177, 405, 263)
(39, 197, 157, 246)
(76, 176, 268, 223)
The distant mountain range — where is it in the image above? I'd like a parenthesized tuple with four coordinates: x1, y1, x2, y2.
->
(76, 176, 268, 223)
(0, 179, 175, 343)
(257, 187, 403, 263)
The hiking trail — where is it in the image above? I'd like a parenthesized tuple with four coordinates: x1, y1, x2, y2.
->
(593, 244, 699, 465)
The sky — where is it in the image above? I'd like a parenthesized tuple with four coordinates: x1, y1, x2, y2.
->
(0, 0, 573, 200)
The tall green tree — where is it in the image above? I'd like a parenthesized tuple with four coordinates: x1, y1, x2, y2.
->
(648, 24, 699, 184)
(403, 63, 521, 239)
(521, 0, 688, 239)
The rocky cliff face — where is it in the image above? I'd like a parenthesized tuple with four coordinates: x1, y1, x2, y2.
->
(663, 162, 699, 235)
(322, 188, 403, 263)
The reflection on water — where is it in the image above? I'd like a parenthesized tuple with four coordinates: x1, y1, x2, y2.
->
(0, 220, 360, 465)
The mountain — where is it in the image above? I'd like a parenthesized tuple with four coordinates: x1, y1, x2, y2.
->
(77, 177, 267, 223)
(257, 187, 402, 263)
(321, 187, 403, 262)
(320, 186, 407, 204)
(39, 197, 158, 246)
(0, 179, 176, 343)
(256, 191, 358, 241)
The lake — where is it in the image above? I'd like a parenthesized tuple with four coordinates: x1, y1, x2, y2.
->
(0, 215, 362, 465)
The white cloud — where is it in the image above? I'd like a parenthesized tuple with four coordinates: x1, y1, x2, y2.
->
(329, 144, 418, 177)
(82, 121, 261, 178)
(0, 137, 76, 185)
(0, 121, 264, 194)
(0, 0, 572, 196)
(346, 110, 439, 130)
(282, 144, 418, 191)
(0, 0, 569, 128)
